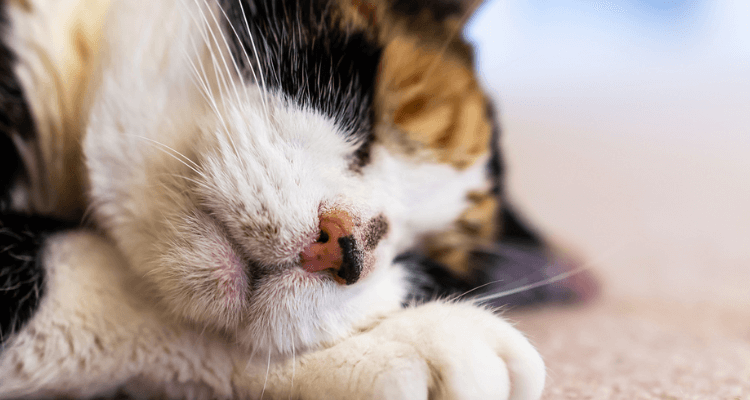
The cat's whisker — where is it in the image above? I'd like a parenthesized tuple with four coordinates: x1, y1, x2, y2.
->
(212, 0, 256, 106)
(156, 208, 180, 235)
(472, 265, 590, 305)
(184, 32, 235, 139)
(180, 42, 214, 103)
(127, 136, 218, 196)
(178, 12, 244, 166)
(471, 240, 632, 305)
(198, 323, 209, 341)
(201, 0, 247, 111)
(184, 56, 218, 109)
(183, 5, 231, 116)
(127, 134, 202, 174)
(245, 344, 260, 373)
(159, 173, 214, 195)
(237, 0, 272, 123)
(182, 0, 220, 97)
(451, 278, 508, 302)
(193, 0, 231, 113)
(192, 0, 233, 108)
(289, 340, 295, 399)
(260, 348, 272, 400)
(180, 3, 225, 119)
(186, 34, 247, 169)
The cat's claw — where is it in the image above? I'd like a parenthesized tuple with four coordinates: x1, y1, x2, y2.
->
(242, 302, 545, 400)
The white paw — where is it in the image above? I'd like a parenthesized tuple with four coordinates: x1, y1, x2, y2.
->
(364, 302, 545, 400)
(242, 302, 545, 400)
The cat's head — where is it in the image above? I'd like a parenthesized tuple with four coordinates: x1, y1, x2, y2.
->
(84, 0, 494, 358)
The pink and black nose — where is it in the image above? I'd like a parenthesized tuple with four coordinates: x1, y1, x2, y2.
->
(300, 210, 363, 285)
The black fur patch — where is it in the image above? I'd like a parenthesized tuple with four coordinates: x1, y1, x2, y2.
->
(0, 129, 22, 211)
(0, 6, 35, 140)
(0, 214, 73, 346)
(400, 242, 587, 308)
(499, 205, 544, 246)
(0, 4, 36, 211)
(399, 252, 473, 305)
(485, 103, 505, 198)
(222, 0, 382, 167)
(337, 235, 363, 285)
(403, 101, 594, 307)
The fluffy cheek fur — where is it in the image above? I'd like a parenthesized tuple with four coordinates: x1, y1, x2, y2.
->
(84, 93, 490, 358)
(81, 0, 490, 359)
(85, 86, 407, 356)
(158, 211, 249, 330)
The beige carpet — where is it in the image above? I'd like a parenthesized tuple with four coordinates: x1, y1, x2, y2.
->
(499, 117, 750, 398)
(469, 5, 750, 396)
(510, 301, 749, 399)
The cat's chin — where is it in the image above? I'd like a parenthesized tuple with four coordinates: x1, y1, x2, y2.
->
(281, 266, 342, 285)
(226, 259, 407, 360)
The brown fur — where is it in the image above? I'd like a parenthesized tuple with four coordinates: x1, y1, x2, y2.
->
(376, 35, 491, 169)
(7, 0, 108, 219)
(13, 0, 501, 280)
(424, 190, 499, 276)
(342, 0, 499, 276)
(342, 0, 492, 169)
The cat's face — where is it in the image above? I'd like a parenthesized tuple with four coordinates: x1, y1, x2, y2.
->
(84, 0, 492, 357)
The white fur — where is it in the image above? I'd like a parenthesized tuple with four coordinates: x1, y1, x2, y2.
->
(4, 0, 109, 217)
(81, 0, 490, 357)
(0, 232, 545, 400)
(0, 232, 236, 399)
(1, 0, 546, 398)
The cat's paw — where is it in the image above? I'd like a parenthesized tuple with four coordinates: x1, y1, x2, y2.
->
(360, 302, 545, 400)
(242, 302, 545, 400)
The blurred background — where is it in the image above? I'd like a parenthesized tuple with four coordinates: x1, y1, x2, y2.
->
(468, 0, 750, 305)
(466, 1, 749, 396)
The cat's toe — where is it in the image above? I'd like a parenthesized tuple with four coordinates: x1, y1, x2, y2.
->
(237, 302, 545, 400)
(430, 302, 545, 400)
(368, 350, 430, 400)
(369, 302, 546, 400)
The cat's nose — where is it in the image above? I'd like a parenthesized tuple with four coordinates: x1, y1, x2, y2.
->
(300, 210, 362, 285)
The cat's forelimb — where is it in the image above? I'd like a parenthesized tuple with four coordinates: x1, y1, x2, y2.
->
(0, 231, 545, 400)
(238, 301, 546, 400)
(0, 231, 236, 399)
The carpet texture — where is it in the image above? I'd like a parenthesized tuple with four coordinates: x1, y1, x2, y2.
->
(502, 127, 750, 399)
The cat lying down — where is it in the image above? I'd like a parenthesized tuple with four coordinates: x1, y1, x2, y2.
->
(1, 231, 545, 398)
(0, 0, 594, 398)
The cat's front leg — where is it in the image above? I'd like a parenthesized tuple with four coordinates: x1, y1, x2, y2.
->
(236, 302, 545, 400)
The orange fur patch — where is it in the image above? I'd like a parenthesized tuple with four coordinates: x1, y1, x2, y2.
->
(375, 35, 491, 169)
(425, 190, 499, 276)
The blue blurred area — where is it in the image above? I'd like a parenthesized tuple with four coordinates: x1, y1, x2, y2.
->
(523, 0, 706, 47)
(465, 0, 750, 147)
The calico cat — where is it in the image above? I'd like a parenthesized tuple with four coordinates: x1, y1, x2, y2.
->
(0, 0, 591, 398)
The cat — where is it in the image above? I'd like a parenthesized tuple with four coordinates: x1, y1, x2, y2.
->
(0, 0, 593, 398)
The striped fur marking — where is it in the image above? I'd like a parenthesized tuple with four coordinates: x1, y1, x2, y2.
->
(375, 34, 491, 169)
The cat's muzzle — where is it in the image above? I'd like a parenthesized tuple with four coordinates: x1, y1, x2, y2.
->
(299, 210, 363, 285)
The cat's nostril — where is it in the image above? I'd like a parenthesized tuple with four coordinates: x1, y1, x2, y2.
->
(299, 209, 360, 284)
(317, 230, 330, 244)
